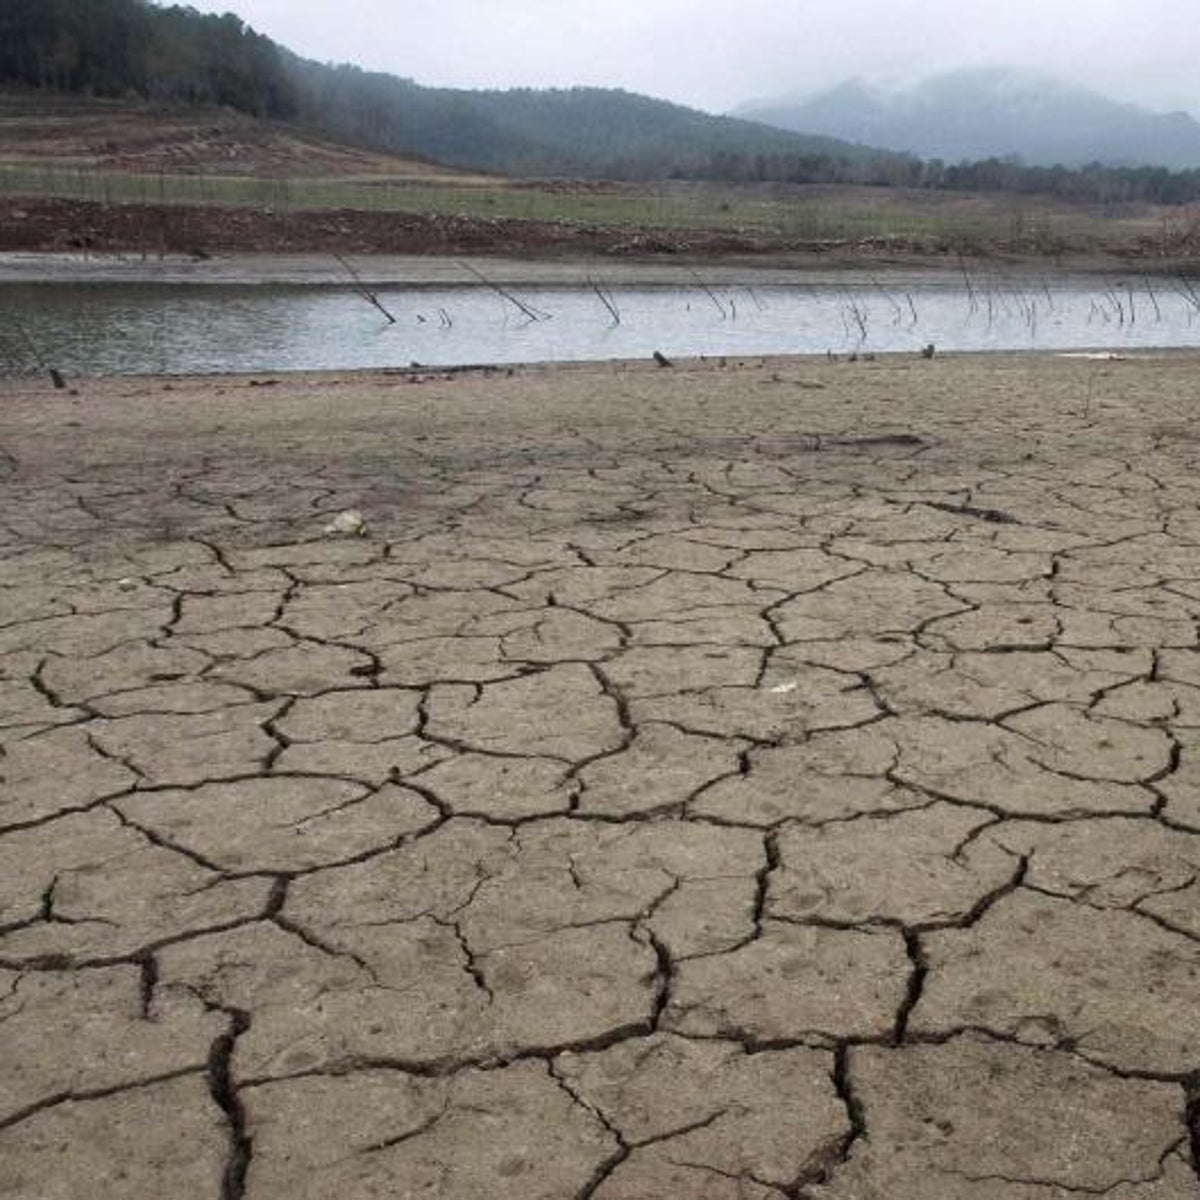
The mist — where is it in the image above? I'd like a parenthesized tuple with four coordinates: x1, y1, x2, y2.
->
(184, 0, 1200, 118)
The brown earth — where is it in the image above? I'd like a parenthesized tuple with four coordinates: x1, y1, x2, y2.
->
(7, 195, 1200, 271)
(2, 352, 1200, 1197)
(0, 93, 472, 179)
(0, 195, 782, 258)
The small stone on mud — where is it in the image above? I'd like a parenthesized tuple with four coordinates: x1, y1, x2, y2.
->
(324, 509, 368, 537)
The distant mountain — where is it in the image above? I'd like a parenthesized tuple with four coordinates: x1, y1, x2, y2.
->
(738, 68, 1200, 169)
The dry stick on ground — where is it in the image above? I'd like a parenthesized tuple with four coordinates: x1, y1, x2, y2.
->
(333, 253, 396, 324)
(457, 260, 551, 321)
(13, 317, 66, 389)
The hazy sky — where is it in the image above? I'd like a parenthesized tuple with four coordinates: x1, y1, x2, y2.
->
(187, 0, 1200, 116)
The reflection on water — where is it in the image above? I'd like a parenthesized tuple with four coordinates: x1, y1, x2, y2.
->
(3, 280, 1199, 376)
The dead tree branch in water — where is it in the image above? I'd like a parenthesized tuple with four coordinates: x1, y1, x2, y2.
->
(456, 261, 551, 321)
(1143, 276, 1162, 322)
(957, 252, 978, 314)
(334, 254, 396, 324)
(587, 276, 621, 325)
(13, 318, 66, 388)
(1174, 274, 1200, 313)
(687, 267, 727, 319)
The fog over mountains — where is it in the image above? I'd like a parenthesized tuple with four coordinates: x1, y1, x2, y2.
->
(738, 68, 1200, 169)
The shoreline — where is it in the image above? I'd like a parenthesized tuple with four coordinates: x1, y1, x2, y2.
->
(3, 344, 1197, 390)
(5, 347, 1194, 390)
(0, 248, 1190, 288)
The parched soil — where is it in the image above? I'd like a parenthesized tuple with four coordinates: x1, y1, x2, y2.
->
(2, 353, 1200, 1198)
(6, 193, 1200, 269)
(0, 195, 777, 258)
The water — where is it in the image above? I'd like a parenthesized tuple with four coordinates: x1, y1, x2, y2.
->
(3, 280, 1199, 375)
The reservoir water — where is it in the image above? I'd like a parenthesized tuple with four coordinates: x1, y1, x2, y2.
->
(3, 279, 1199, 375)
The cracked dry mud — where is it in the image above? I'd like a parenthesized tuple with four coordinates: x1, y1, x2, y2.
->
(1, 351, 1199, 1199)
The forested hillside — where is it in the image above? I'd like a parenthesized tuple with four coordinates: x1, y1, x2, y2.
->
(0, 0, 885, 181)
(0, 0, 296, 118)
(6, 0, 1200, 204)
(284, 59, 883, 180)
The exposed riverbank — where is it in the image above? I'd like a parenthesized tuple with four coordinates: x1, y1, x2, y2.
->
(3, 351, 1200, 1198)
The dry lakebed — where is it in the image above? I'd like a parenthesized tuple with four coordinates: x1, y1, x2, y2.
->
(1, 350, 1199, 1198)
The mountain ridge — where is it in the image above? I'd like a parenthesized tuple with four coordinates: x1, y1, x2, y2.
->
(738, 68, 1200, 169)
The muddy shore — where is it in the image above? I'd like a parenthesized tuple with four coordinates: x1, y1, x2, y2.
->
(0, 247, 1182, 292)
(0, 247, 981, 288)
(4, 194, 1198, 279)
(3, 353, 1200, 1198)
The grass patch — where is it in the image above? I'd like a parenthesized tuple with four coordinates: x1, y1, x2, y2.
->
(0, 162, 1158, 250)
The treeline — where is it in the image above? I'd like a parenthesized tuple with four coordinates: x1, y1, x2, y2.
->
(0, 0, 296, 118)
(4, 0, 1200, 206)
(931, 157, 1200, 206)
(687, 150, 1200, 204)
(679, 149, 921, 186)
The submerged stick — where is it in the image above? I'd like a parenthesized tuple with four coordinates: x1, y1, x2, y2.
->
(957, 252, 979, 313)
(686, 268, 727, 319)
(13, 318, 66, 388)
(457, 261, 550, 321)
(1143, 276, 1162, 322)
(1175, 274, 1200, 312)
(868, 274, 903, 325)
(334, 254, 396, 324)
(588, 276, 621, 325)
